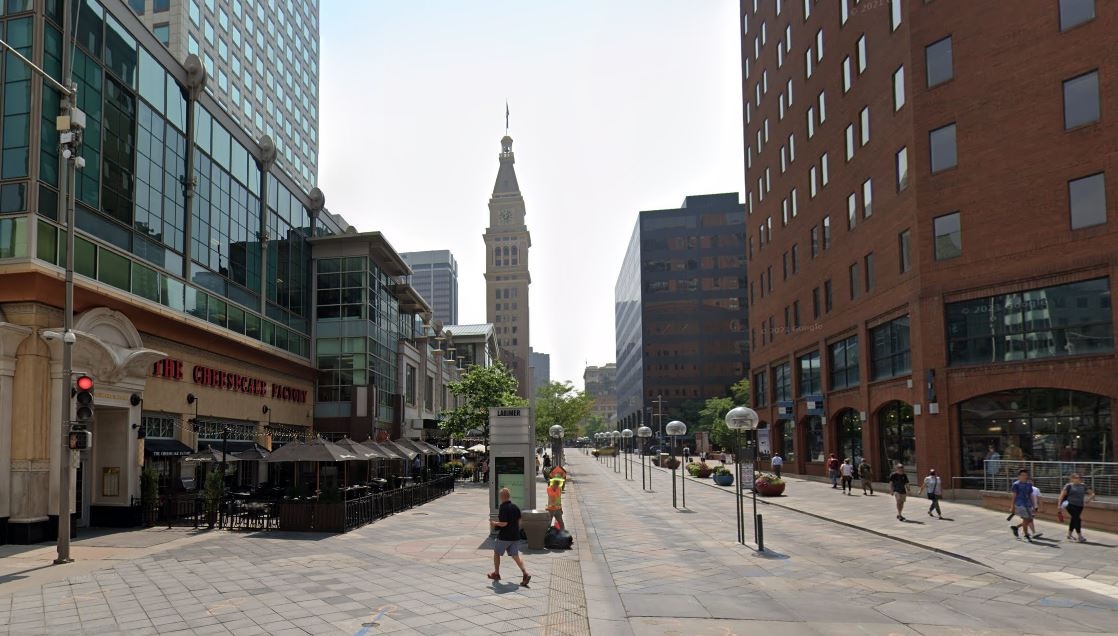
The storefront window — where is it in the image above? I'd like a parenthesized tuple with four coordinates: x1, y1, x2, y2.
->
(878, 401, 915, 479)
(836, 409, 863, 464)
(946, 277, 1113, 366)
(959, 388, 1112, 486)
(754, 370, 768, 407)
(805, 415, 824, 462)
(871, 316, 911, 380)
(797, 351, 821, 396)
(779, 419, 795, 462)
(829, 335, 859, 390)
(773, 363, 792, 402)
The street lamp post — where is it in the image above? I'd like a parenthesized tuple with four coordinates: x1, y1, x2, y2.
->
(622, 429, 633, 480)
(637, 426, 652, 491)
(665, 421, 686, 509)
(726, 406, 761, 551)
(548, 425, 563, 475)
(611, 431, 621, 473)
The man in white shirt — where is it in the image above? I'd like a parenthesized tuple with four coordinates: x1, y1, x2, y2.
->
(919, 469, 944, 518)
(770, 453, 783, 478)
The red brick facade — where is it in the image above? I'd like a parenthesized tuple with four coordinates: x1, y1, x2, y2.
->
(741, 0, 1117, 483)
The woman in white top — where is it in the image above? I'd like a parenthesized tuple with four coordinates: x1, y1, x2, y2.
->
(919, 468, 944, 519)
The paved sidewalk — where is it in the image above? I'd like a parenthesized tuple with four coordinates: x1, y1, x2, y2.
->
(575, 451, 1118, 634)
(641, 457, 1118, 600)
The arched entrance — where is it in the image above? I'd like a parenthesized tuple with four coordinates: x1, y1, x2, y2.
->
(958, 388, 1113, 488)
(877, 401, 915, 479)
(835, 409, 863, 464)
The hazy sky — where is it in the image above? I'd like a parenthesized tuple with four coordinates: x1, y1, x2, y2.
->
(318, 0, 744, 388)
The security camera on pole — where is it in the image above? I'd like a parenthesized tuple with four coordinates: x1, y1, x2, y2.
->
(725, 405, 763, 552)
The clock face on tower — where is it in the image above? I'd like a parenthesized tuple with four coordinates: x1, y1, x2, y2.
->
(499, 208, 513, 224)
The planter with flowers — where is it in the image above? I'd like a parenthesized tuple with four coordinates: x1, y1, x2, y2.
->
(753, 473, 786, 497)
(686, 461, 713, 478)
(711, 465, 734, 486)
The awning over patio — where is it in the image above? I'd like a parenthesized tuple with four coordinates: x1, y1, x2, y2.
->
(395, 438, 438, 456)
(184, 446, 241, 463)
(143, 438, 194, 457)
(376, 440, 418, 461)
(265, 437, 365, 462)
(334, 438, 390, 460)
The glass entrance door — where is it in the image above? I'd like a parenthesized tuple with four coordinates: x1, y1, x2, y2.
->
(877, 401, 915, 480)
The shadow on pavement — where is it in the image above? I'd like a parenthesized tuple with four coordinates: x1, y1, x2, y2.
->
(900, 519, 925, 525)
(0, 563, 54, 585)
(242, 531, 332, 541)
(491, 581, 523, 594)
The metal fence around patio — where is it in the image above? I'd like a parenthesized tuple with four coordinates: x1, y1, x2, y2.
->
(983, 460, 1117, 497)
(131, 475, 456, 533)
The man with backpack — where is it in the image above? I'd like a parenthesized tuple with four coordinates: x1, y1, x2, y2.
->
(857, 458, 874, 495)
(827, 454, 840, 488)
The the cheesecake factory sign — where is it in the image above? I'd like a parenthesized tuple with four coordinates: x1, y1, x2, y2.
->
(151, 358, 308, 403)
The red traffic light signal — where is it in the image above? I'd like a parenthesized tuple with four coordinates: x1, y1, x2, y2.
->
(74, 375, 94, 424)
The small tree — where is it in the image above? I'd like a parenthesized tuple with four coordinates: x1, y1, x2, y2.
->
(534, 381, 594, 443)
(440, 362, 524, 444)
(698, 378, 752, 449)
(579, 413, 609, 438)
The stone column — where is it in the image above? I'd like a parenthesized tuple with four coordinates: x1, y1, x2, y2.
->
(11, 334, 55, 533)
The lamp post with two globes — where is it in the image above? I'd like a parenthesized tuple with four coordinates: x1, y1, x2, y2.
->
(725, 405, 762, 551)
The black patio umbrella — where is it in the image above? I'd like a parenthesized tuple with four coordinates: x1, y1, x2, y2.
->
(233, 444, 271, 461)
(334, 438, 390, 484)
(184, 445, 241, 463)
(376, 440, 418, 461)
(266, 437, 365, 490)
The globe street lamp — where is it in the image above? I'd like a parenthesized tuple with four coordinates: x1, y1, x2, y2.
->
(610, 430, 621, 473)
(622, 429, 634, 480)
(549, 425, 564, 472)
(637, 426, 652, 491)
(726, 405, 762, 551)
(594, 433, 603, 461)
(665, 420, 687, 509)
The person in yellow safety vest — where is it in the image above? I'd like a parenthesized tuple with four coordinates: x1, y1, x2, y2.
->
(549, 465, 568, 490)
(546, 478, 564, 531)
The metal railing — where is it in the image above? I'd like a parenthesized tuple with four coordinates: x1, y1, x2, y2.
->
(983, 460, 1117, 497)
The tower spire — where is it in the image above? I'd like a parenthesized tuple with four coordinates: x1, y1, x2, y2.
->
(505, 100, 510, 135)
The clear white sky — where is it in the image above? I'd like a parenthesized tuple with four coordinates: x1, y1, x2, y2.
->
(318, 0, 744, 389)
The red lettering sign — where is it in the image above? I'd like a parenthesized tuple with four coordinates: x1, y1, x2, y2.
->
(154, 359, 306, 403)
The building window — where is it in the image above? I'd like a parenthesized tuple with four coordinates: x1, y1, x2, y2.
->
(824, 279, 833, 312)
(805, 48, 813, 78)
(857, 35, 867, 73)
(807, 106, 816, 138)
(842, 56, 852, 92)
(821, 152, 829, 184)
(792, 244, 799, 273)
(798, 351, 821, 396)
(1063, 70, 1099, 129)
(893, 66, 905, 111)
(829, 335, 860, 390)
(822, 215, 831, 248)
(865, 252, 875, 292)
(849, 262, 860, 299)
(153, 23, 170, 45)
(189, 0, 200, 25)
(899, 230, 912, 273)
(816, 29, 824, 61)
(1069, 172, 1107, 229)
(946, 277, 1113, 365)
(896, 146, 909, 191)
(871, 315, 911, 380)
(129, 0, 145, 14)
(1059, 0, 1095, 30)
(405, 365, 417, 406)
(934, 212, 962, 260)
(818, 90, 827, 122)
(891, 0, 902, 31)
(845, 124, 855, 161)
(925, 36, 953, 87)
(783, 251, 789, 279)
(929, 123, 957, 172)
(803, 0, 811, 20)
(754, 371, 769, 407)
(793, 301, 801, 327)
(810, 165, 818, 197)
(860, 106, 870, 146)
(811, 226, 819, 257)
(812, 287, 820, 319)
(862, 179, 873, 217)
(841, 0, 849, 24)
(847, 192, 857, 229)
(774, 363, 792, 402)
(154, 0, 169, 11)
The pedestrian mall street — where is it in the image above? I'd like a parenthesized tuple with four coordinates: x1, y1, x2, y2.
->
(2, 452, 1117, 635)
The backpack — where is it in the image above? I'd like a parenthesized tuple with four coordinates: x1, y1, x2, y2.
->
(544, 527, 573, 550)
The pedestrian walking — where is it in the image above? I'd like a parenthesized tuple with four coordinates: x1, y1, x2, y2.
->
(1057, 472, 1096, 543)
(546, 477, 564, 531)
(1029, 483, 1043, 539)
(488, 488, 531, 586)
(888, 464, 910, 521)
(1009, 469, 1035, 541)
(858, 459, 874, 495)
(683, 447, 691, 464)
(827, 454, 840, 488)
(919, 468, 943, 518)
(840, 458, 855, 495)
(771, 453, 783, 478)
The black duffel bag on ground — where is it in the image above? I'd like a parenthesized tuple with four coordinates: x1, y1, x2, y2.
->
(544, 526, 573, 550)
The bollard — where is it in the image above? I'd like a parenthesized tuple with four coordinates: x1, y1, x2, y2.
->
(756, 514, 764, 552)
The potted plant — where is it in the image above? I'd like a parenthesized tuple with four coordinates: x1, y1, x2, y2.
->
(754, 473, 786, 496)
(140, 466, 160, 527)
(712, 465, 734, 486)
(203, 470, 223, 529)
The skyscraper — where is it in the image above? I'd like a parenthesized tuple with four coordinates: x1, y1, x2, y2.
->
(741, 0, 1116, 483)
(615, 194, 749, 430)
(402, 250, 459, 325)
(483, 135, 532, 397)
(529, 349, 550, 399)
(128, 0, 320, 190)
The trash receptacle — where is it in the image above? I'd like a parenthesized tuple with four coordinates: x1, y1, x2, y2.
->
(521, 509, 550, 549)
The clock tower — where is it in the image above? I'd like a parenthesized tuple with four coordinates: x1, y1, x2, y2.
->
(483, 135, 532, 397)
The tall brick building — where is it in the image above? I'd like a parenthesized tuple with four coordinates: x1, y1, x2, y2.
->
(741, 0, 1115, 484)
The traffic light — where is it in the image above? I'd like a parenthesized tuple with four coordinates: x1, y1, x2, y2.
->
(74, 375, 94, 424)
(68, 429, 92, 450)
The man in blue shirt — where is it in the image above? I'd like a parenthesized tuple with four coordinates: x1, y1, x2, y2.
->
(1009, 469, 1035, 541)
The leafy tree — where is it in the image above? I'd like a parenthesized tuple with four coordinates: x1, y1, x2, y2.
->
(697, 378, 752, 449)
(580, 414, 609, 438)
(440, 362, 524, 444)
(534, 381, 594, 443)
